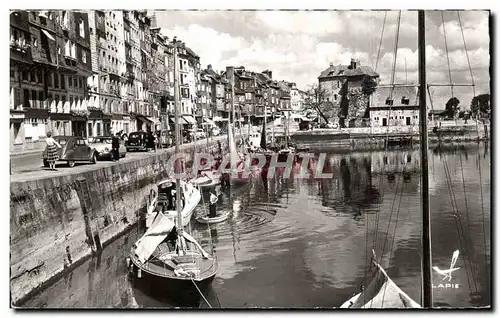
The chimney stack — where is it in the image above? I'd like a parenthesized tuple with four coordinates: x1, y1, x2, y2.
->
(330, 62, 334, 67)
(350, 57, 358, 69)
(263, 70, 272, 79)
(207, 64, 212, 70)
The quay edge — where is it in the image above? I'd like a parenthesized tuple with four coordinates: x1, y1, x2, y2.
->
(9, 137, 237, 306)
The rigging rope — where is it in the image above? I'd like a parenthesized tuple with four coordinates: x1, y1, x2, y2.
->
(440, 152, 478, 294)
(457, 10, 489, 292)
(441, 12, 455, 97)
(190, 278, 212, 308)
(374, 11, 388, 72)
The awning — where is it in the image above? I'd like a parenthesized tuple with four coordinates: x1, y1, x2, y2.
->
(182, 115, 197, 125)
(203, 117, 216, 126)
(41, 29, 55, 42)
(169, 116, 189, 125)
(212, 116, 227, 122)
(136, 115, 153, 124)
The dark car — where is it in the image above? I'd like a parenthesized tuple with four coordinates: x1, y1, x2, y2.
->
(126, 131, 152, 152)
(42, 136, 98, 168)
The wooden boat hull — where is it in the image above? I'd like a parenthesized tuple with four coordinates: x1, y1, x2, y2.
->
(196, 211, 229, 224)
(128, 259, 216, 306)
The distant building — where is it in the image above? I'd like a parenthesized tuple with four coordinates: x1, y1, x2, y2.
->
(369, 85, 419, 127)
(318, 58, 379, 127)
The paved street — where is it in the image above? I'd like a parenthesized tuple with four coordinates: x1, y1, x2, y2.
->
(10, 135, 230, 183)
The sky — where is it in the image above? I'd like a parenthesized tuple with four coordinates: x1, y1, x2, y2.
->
(155, 10, 490, 110)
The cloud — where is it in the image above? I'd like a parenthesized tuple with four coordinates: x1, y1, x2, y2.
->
(154, 10, 490, 106)
(160, 24, 247, 70)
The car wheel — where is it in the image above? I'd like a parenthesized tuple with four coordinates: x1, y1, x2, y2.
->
(90, 152, 97, 164)
(43, 159, 49, 167)
(67, 160, 76, 168)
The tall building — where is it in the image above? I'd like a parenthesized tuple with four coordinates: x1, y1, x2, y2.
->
(10, 11, 33, 152)
(318, 58, 379, 127)
(10, 10, 93, 152)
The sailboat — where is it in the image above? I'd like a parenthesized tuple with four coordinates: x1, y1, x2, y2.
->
(144, 179, 201, 228)
(340, 10, 430, 309)
(190, 121, 222, 191)
(127, 38, 218, 302)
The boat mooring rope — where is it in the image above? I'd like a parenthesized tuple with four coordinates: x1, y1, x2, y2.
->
(190, 278, 212, 308)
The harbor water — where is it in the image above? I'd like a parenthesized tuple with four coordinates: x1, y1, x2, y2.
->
(20, 143, 491, 308)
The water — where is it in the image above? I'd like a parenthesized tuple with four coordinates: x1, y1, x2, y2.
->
(20, 143, 491, 308)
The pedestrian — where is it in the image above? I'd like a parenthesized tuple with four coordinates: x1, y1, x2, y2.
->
(45, 131, 61, 171)
(112, 133, 120, 161)
(209, 191, 218, 218)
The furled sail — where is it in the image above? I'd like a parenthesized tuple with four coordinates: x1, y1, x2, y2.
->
(341, 252, 421, 308)
(134, 212, 175, 264)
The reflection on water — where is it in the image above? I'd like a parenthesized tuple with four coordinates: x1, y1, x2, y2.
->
(20, 144, 490, 308)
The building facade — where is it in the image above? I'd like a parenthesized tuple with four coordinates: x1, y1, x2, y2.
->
(318, 58, 379, 127)
(11, 10, 93, 152)
(369, 85, 420, 127)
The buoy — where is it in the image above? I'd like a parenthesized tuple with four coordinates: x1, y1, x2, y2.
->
(137, 268, 142, 278)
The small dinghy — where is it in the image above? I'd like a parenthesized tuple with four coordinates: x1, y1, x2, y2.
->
(196, 211, 230, 224)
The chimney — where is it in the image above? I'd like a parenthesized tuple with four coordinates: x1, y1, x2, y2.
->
(263, 70, 272, 79)
(226, 66, 234, 82)
(330, 62, 334, 67)
(350, 58, 358, 69)
(207, 64, 212, 70)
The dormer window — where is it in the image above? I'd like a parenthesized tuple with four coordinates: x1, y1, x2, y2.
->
(385, 98, 394, 106)
(338, 70, 344, 75)
(401, 96, 410, 105)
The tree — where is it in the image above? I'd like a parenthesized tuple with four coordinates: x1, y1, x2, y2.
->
(301, 85, 332, 124)
(445, 97, 460, 119)
(361, 76, 377, 96)
(470, 93, 490, 118)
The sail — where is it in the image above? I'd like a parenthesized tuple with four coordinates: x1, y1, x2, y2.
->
(341, 259, 421, 308)
(228, 121, 239, 172)
(134, 212, 175, 264)
(260, 121, 267, 150)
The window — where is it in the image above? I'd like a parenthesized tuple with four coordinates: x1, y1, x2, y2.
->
(10, 70, 15, 79)
(31, 90, 37, 108)
(22, 70, 28, 81)
(30, 69, 36, 82)
(33, 37, 37, 47)
(334, 94, 338, 101)
(71, 43, 76, 58)
(62, 95, 66, 103)
(60, 74, 65, 89)
(39, 91, 44, 105)
(74, 77, 78, 87)
(401, 96, 410, 105)
(385, 98, 393, 106)
(37, 70, 43, 84)
(79, 19, 85, 38)
(68, 75, 72, 87)
(64, 39, 70, 56)
(54, 73, 59, 88)
(82, 51, 87, 63)
(69, 95, 73, 104)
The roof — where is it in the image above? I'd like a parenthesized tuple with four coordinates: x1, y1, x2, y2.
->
(371, 85, 419, 108)
(429, 109, 447, 115)
(319, 64, 379, 80)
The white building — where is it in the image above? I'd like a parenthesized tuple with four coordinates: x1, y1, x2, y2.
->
(370, 85, 420, 127)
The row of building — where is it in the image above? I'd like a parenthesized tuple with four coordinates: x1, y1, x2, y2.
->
(9, 10, 310, 153)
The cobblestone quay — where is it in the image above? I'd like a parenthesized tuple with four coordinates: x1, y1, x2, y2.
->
(10, 136, 235, 305)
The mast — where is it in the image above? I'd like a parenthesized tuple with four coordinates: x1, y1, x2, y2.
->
(418, 10, 433, 308)
(173, 38, 184, 251)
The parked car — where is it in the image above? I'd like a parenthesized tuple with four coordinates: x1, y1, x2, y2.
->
(42, 136, 98, 168)
(195, 128, 206, 139)
(126, 131, 151, 152)
(90, 136, 127, 160)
